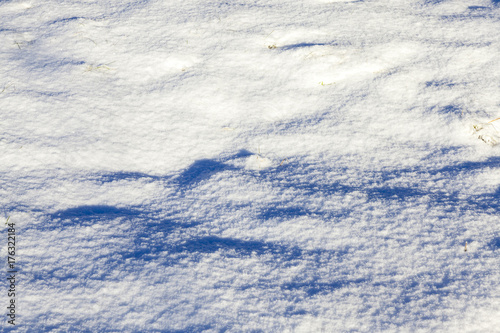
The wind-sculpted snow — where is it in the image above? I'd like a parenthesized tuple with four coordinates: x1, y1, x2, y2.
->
(1, 0, 500, 331)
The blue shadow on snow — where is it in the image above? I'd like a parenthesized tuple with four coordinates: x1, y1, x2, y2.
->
(489, 237, 500, 251)
(176, 159, 236, 186)
(279, 42, 327, 51)
(281, 277, 367, 297)
(175, 149, 255, 187)
(172, 236, 303, 260)
(50, 205, 141, 222)
(431, 156, 500, 174)
(425, 80, 456, 88)
(95, 171, 162, 183)
(257, 156, 500, 222)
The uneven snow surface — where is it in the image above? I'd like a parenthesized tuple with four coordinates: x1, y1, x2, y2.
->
(1, 0, 500, 331)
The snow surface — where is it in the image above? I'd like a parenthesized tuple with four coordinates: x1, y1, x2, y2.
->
(1, 0, 500, 331)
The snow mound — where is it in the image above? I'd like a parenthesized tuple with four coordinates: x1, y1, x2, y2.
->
(244, 155, 273, 170)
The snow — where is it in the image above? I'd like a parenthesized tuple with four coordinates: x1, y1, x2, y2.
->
(1, 0, 500, 331)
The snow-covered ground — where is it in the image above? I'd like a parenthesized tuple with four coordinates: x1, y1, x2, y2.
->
(1, 0, 500, 331)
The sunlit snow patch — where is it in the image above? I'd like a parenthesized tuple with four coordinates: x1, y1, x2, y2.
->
(2, 2, 32, 11)
(470, 120, 500, 146)
(244, 155, 273, 170)
(118, 54, 201, 83)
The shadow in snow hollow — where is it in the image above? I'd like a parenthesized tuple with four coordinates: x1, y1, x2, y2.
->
(257, 156, 500, 222)
(172, 236, 302, 260)
(278, 42, 327, 51)
(94, 171, 162, 183)
(49, 205, 141, 224)
(175, 149, 254, 188)
(176, 159, 237, 187)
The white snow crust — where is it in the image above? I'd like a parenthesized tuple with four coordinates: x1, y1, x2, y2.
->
(1, 0, 500, 331)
